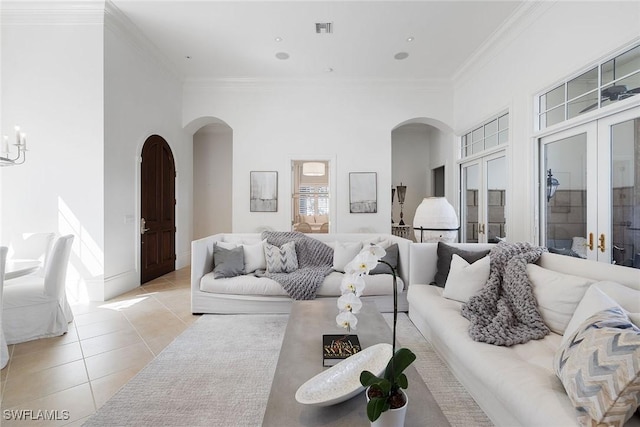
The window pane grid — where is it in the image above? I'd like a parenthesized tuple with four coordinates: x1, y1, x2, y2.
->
(537, 43, 640, 129)
(461, 113, 509, 158)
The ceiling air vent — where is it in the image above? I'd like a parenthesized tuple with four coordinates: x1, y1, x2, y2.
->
(315, 22, 333, 34)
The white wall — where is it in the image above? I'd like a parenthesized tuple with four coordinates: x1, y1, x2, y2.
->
(193, 124, 232, 239)
(183, 82, 454, 234)
(103, 4, 191, 300)
(0, 5, 105, 302)
(391, 124, 432, 228)
(453, 1, 640, 243)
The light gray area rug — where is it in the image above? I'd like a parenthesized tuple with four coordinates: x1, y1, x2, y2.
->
(84, 313, 492, 427)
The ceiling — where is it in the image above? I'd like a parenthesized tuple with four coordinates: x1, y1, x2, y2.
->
(110, 1, 524, 82)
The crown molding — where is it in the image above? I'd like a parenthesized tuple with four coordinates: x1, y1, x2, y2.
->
(183, 76, 452, 92)
(453, 0, 555, 86)
(0, 1, 105, 25)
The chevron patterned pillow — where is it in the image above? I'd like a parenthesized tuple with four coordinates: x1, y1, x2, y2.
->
(554, 307, 640, 427)
(264, 241, 298, 273)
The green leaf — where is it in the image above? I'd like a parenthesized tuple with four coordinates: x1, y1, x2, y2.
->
(367, 397, 390, 422)
(360, 370, 380, 387)
(384, 348, 417, 381)
(397, 373, 408, 389)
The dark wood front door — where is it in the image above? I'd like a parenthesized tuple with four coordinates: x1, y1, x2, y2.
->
(141, 135, 176, 283)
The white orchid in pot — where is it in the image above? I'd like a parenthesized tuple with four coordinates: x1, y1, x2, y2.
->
(336, 244, 416, 426)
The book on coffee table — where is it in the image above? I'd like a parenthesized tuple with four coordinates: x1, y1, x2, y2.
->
(322, 334, 361, 367)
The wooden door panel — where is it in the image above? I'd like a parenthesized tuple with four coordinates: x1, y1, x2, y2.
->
(141, 135, 175, 283)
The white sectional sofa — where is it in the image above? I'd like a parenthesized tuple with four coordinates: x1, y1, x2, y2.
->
(408, 242, 640, 427)
(191, 233, 410, 314)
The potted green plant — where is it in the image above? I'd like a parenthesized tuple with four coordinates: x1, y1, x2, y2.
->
(337, 244, 416, 426)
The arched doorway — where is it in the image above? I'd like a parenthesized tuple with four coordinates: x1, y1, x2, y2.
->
(390, 118, 454, 234)
(140, 135, 176, 283)
(187, 117, 233, 239)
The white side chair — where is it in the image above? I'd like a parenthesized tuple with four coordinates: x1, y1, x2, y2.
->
(0, 246, 9, 368)
(3, 235, 74, 345)
(8, 232, 55, 276)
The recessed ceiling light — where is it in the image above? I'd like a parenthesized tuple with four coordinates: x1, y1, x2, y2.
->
(185, 55, 191, 59)
(407, 36, 414, 42)
(275, 37, 283, 42)
(394, 52, 409, 60)
(325, 67, 334, 73)
(275, 52, 290, 60)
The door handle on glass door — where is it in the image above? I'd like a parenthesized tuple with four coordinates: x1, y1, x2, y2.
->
(598, 234, 605, 253)
(587, 233, 594, 251)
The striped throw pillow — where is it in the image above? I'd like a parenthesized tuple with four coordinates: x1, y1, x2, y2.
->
(264, 241, 298, 273)
(554, 307, 640, 427)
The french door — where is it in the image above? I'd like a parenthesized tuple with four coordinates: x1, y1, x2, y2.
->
(461, 151, 507, 243)
(540, 106, 640, 268)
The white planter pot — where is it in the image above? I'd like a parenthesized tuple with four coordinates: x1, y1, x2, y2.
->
(366, 388, 408, 427)
(413, 197, 458, 243)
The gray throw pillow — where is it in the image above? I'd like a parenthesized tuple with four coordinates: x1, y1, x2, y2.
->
(369, 243, 399, 275)
(213, 244, 245, 279)
(433, 242, 490, 287)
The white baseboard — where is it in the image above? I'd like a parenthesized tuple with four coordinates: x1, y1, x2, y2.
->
(102, 269, 140, 301)
(177, 250, 191, 270)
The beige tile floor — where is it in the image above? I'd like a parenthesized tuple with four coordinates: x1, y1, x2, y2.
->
(0, 266, 198, 426)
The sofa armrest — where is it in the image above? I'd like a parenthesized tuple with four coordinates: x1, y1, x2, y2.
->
(409, 242, 494, 285)
(191, 234, 223, 292)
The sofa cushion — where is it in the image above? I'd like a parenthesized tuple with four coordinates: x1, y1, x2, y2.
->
(408, 284, 575, 425)
(433, 242, 490, 287)
(442, 254, 490, 303)
(243, 239, 266, 274)
(213, 244, 245, 279)
(264, 241, 298, 273)
(562, 283, 640, 345)
(369, 244, 399, 275)
(200, 272, 288, 296)
(554, 307, 640, 427)
(332, 241, 362, 273)
(526, 264, 594, 335)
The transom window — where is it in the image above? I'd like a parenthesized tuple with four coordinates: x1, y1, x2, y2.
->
(537, 44, 640, 130)
(461, 112, 509, 158)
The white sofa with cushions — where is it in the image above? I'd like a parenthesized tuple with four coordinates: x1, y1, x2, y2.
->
(191, 233, 410, 314)
(408, 242, 640, 427)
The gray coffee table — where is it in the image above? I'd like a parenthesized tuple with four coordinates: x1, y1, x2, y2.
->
(262, 299, 450, 426)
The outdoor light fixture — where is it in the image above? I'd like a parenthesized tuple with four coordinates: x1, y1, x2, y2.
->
(547, 169, 559, 202)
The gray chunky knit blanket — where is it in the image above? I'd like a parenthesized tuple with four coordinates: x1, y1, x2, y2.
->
(261, 231, 334, 300)
(461, 241, 549, 346)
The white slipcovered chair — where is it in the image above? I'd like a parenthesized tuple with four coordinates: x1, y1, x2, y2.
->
(3, 235, 74, 344)
(0, 246, 9, 368)
(8, 232, 55, 276)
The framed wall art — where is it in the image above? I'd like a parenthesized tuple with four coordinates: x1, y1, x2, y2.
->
(250, 171, 278, 212)
(349, 172, 377, 213)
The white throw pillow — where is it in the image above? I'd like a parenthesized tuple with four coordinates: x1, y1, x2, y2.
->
(242, 239, 266, 274)
(526, 264, 594, 335)
(442, 254, 490, 303)
(561, 286, 621, 345)
(332, 241, 363, 273)
(362, 237, 392, 249)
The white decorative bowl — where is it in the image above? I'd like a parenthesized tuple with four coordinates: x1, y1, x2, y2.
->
(295, 343, 393, 407)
